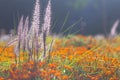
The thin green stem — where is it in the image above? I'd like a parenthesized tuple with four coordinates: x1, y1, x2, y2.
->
(62, 18, 82, 35)
(59, 12, 70, 33)
(51, 19, 58, 31)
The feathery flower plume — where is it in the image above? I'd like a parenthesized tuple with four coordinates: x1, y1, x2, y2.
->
(42, 0, 51, 35)
(15, 16, 24, 56)
(18, 16, 24, 39)
(27, 0, 41, 61)
(7, 0, 52, 62)
(21, 17, 29, 51)
(4, 16, 24, 57)
(30, 0, 40, 36)
(6, 38, 18, 47)
(110, 19, 119, 37)
(24, 17, 29, 37)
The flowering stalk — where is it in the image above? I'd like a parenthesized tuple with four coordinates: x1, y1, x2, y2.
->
(19, 17, 29, 62)
(22, 17, 29, 52)
(28, 0, 40, 62)
(7, 0, 52, 63)
(43, 29, 47, 57)
(42, 0, 51, 35)
(26, 37, 32, 61)
(15, 16, 24, 64)
(42, 0, 52, 58)
(30, 0, 40, 36)
(110, 20, 119, 38)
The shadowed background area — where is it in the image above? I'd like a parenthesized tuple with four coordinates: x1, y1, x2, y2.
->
(0, 0, 120, 35)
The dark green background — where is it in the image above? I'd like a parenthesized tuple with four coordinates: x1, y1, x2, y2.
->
(0, 0, 120, 35)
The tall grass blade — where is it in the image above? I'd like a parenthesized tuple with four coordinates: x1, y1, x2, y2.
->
(59, 12, 69, 33)
(62, 18, 82, 35)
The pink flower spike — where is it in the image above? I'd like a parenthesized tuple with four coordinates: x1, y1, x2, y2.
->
(42, 0, 51, 35)
(30, 0, 40, 36)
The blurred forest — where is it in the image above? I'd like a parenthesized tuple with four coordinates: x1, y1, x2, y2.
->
(0, 0, 120, 35)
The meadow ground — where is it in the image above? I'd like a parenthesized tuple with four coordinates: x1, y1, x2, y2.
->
(0, 34, 120, 80)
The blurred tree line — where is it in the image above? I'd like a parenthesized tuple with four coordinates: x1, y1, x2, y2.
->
(0, 0, 120, 35)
